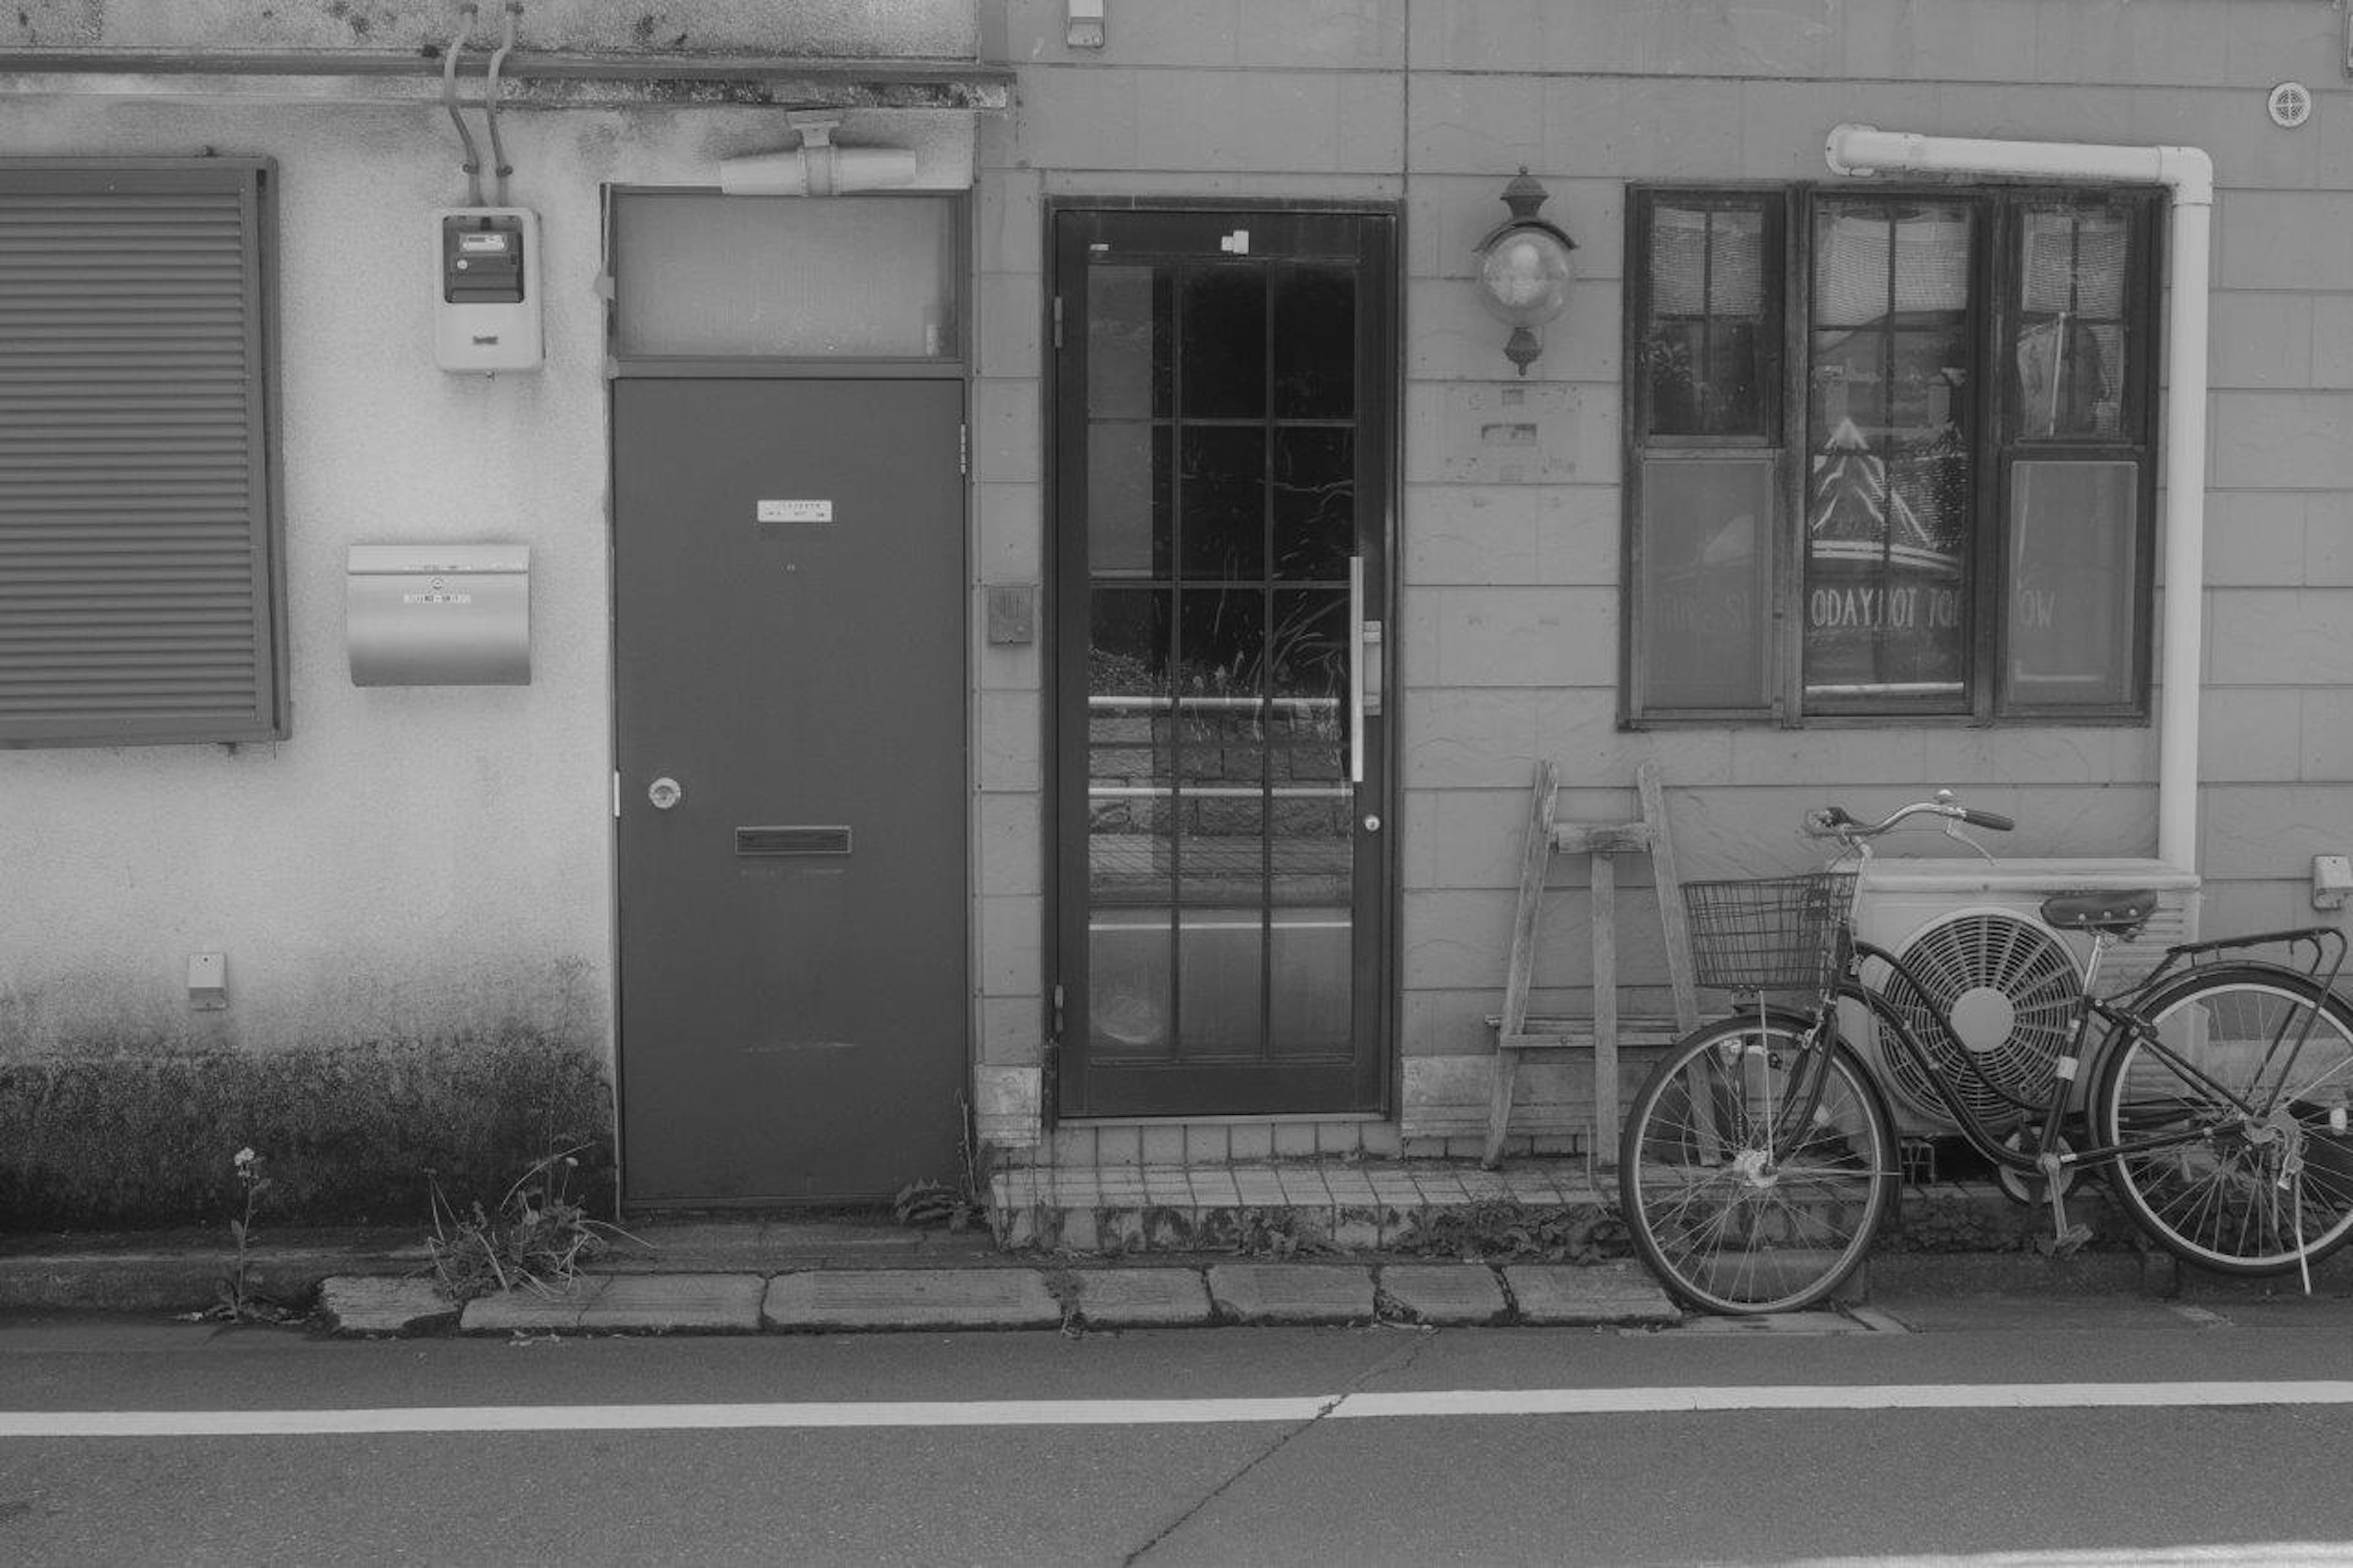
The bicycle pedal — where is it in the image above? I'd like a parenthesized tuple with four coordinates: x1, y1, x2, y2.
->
(2038, 1223, 2094, 1259)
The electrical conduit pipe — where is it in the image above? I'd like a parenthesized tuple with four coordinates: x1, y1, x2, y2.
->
(1823, 124, 2214, 873)
(717, 124, 917, 195)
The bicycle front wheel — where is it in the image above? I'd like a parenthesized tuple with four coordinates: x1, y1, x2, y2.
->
(1619, 1009, 1898, 1315)
(2093, 966, 2353, 1276)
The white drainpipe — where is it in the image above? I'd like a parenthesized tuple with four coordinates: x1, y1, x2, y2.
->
(1824, 125, 2214, 873)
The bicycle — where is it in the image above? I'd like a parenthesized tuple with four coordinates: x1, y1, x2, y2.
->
(1617, 792, 2353, 1315)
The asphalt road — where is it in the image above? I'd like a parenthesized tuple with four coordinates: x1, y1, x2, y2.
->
(4, 1292, 2353, 1567)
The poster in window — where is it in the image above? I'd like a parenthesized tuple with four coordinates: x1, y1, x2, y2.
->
(1805, 416, 1969, 699)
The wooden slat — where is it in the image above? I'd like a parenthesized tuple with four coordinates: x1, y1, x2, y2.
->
(1484, 761, 1697, 1171)
(1553, 822, 1653, 855)
(1640, 761, 1700, 1034)
(1483, 760, 1559, 1170)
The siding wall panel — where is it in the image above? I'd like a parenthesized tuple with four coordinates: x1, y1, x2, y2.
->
(989, 0, 2353, 1127)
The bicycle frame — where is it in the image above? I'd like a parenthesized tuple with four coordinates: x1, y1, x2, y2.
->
(1626, 789, 2353, 1310)
(1808, 927, 2348, 1183)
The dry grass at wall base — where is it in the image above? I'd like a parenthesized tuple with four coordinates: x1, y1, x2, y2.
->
(0, 1030, 613, 1230)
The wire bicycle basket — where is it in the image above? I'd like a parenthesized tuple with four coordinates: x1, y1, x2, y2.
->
(1683, 871, 1859, 1001)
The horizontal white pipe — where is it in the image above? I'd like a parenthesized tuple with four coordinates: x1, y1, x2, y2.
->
(1824, 125, 2213, 873)
(1825, 124, 2212, 205)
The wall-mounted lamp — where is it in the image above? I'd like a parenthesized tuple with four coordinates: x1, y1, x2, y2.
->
(1067, 0, 1105, 49)
(1473, 169, 1577, 376)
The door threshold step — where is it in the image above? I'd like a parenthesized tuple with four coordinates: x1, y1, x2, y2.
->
(990, 1158, 1608, 1252)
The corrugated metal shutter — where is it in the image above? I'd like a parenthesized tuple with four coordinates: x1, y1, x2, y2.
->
(0, 162, 285, 745)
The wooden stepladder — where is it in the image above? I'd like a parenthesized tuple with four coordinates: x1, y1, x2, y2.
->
(1483, 760, 1699, 1169)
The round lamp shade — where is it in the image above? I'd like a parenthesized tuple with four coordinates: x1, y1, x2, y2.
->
(1477, 224, 1576, 327)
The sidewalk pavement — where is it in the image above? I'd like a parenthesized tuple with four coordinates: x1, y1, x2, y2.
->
(7, 1211, 2319, 1338)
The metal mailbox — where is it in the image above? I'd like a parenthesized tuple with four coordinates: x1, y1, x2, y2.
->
(346, 543, 531, 686)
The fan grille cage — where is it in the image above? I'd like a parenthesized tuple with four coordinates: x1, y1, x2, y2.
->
(1871, 911, 2082, 1128)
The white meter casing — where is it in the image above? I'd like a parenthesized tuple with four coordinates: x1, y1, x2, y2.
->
(434, 208, 543, 374)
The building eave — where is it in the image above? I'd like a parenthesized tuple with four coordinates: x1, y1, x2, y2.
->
(0, 50, 1013, 110)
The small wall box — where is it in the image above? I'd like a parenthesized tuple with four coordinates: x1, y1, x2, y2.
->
(434, 208, 543, 373)
(347, 544, 531, 686)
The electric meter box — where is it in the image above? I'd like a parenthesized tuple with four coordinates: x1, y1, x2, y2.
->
(347, 543, 531, 686)
(434, 208, 543, 373)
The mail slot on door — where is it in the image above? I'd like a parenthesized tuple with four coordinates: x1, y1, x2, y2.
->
(347, 543, 531, 686)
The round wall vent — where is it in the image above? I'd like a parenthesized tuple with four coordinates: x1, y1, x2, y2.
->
(2269, 81, 2314, 129)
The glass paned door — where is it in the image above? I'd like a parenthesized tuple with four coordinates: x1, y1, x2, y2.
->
(1054, 208, 1392, 1118)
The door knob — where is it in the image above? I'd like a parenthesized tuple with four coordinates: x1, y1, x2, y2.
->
(648, 776, 684, 811)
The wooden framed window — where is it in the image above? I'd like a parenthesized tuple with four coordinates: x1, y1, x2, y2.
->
(0, 159, 287, 746)
(1623, 184, 2161, 725)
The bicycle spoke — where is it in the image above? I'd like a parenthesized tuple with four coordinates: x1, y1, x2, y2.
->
(2097, 971, 2353, 1276)
(1622, 1014, 1894, 1314)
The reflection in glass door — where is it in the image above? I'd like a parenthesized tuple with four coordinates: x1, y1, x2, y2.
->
(1053, 207, 1393, 1119)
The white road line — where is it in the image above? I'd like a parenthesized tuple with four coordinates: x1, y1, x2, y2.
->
(6, 1382, 2353, 1438)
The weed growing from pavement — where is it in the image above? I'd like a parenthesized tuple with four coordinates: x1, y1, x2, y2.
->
(1391, 1200, 1629, 1263)
(892, 1178, 983, 1230)
(423, 1145, 645, 1301)
(892, 1094, 991, 1232)
(184, 1146, 300, 1324)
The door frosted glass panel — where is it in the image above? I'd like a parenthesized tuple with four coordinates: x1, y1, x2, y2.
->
(1087, 588, 1173, 1056)
(2007, 460, 2137, 705)
(1268, 587, 1351, 1057)
(1087, 425, 1167, 579)
(614, 193, 957, 358)
(1088, 265, 1170, 417)
(1637, 457, 1775, 709)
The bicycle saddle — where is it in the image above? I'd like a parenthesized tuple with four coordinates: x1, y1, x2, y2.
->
(2039, 889, 2160, 933)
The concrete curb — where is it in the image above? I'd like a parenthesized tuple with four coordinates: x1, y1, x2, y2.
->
(13, 1229, 2344, 1333)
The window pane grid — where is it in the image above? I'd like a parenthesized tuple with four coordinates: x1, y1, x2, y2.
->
(1082, 240, 1362, 1066)
(1626, 185, 2155, 724)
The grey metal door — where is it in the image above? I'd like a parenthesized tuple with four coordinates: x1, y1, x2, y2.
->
(613, 378, 966, 1205)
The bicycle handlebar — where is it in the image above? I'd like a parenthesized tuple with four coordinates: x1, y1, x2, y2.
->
(1803, 793, 2015, 841)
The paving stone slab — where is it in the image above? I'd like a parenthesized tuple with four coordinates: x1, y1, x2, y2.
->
(763, 1269, 1061, 1331)
(318, 1277, 461, 1338)
(1206, 1263, 1376, 1325)
(1061, 1269, 1212, 1328)
(1860, 1249, 2169, 1299)
(1377, 1265, 1510, 1326)
(460, 1279, 595, 1333)
(574, 1273, 763, 1333)
(1673, 1310, 1885, 1335)
(1503, 1263, 1680, 1327)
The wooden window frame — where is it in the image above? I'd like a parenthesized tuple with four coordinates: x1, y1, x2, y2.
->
(0, 158, 288, 747)
(1621, 182, 2162, 728)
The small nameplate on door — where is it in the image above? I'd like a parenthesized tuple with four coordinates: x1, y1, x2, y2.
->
(737, 826, 852, 856)
(756, 499, 832, 523)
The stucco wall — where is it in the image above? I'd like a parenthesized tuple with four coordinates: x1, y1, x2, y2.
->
(0, 89, 969, 1059)
(982, 0, 2353, 1147)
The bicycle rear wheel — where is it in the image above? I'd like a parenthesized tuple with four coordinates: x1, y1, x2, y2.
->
(2092, 965, 2353, 1276)
(1619, 1009, 1898, 1314)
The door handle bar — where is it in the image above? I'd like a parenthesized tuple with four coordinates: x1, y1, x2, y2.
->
(1350, 558, 1382, 787)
